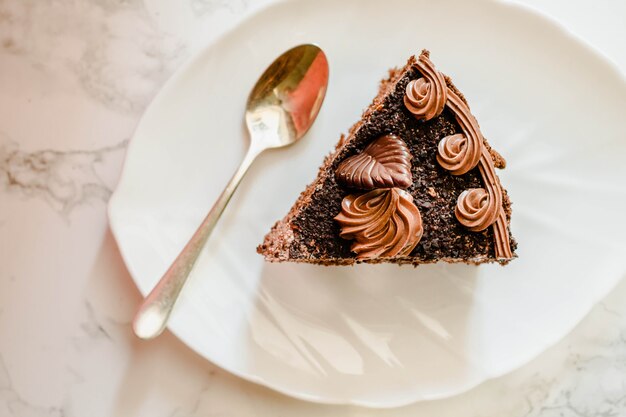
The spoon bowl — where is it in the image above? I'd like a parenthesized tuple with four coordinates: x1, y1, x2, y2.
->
(246, 44, 328, 149)
(132, 44, 329, 339)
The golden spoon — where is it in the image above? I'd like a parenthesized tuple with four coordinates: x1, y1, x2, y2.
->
(133, 44, 329, 339)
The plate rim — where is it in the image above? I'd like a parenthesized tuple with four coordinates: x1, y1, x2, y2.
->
(108, 0, 626, 407)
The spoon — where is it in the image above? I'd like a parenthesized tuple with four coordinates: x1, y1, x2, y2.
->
(132, 44, 329, 339)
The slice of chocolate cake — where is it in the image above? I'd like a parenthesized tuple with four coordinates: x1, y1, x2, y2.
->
(258, 50, 517, 265)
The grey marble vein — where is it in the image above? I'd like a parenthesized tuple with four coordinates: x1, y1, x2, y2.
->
(167, 385, 208, 417)
(73, 31, 185, 114)
(506, 328, 626, 417)
(0, 356, 65, 417)
(0, 0, 186, 114)
(0, 135, 127, 215)
(71, 301, 114, 353)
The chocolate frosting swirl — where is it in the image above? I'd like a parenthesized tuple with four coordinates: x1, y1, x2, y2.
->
(452, 145, 512, 259)
(403, 53, 447, 121)
(436, 90, 482, 175)
(456, 189, 493, 231)
(410, 49, 512, 259)
(334, 188, 423, 260)
(336, 135, 412, 189)
(455, 183, 497, 231)
(430, 83, 512, 259)
(451, 126, 503, 235)
(493, 209, 513, 259)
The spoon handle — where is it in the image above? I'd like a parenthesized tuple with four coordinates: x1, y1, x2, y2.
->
(133, 144, 264, 339)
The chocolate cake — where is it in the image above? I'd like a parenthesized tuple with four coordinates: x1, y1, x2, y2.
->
(258, 50, 517, 265)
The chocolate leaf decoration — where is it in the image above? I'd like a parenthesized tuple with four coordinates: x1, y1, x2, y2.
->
(335, 135, 412, 189)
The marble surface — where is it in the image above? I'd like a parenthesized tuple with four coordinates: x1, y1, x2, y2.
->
(0, 0, 625, 416)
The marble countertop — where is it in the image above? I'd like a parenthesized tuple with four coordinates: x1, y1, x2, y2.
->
(1, 0, 625, 416)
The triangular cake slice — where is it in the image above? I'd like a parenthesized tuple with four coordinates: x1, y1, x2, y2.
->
(258, 50, 517, 265)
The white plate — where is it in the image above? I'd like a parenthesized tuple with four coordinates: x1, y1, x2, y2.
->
(108, 0, 626, 407)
